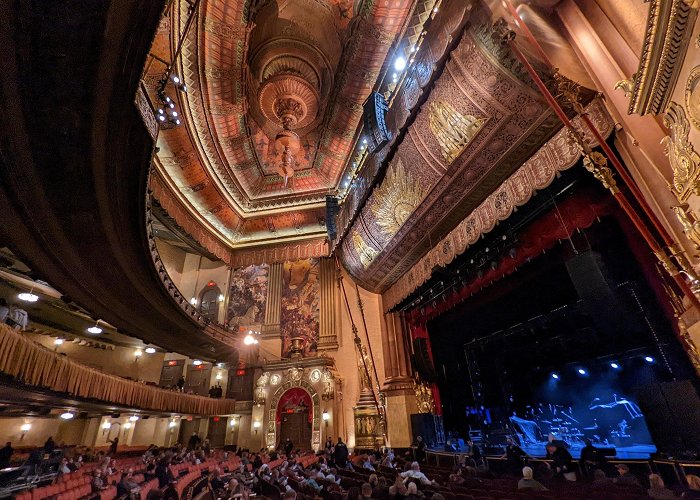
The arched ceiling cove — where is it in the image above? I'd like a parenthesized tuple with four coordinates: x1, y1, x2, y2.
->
(147, 0, 417, 255)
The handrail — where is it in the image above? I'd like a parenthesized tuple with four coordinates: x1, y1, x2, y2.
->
(0, 324, 235, 415)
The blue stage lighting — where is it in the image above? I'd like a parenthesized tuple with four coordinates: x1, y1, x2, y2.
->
(644, 356, 654, 363)
(577, 368, 587, 375)
(610, 362, 619, 369)
(551, 373, 559, 380)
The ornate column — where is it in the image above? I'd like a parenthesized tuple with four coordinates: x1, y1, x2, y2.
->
(353, 342, 384, 449)
(262, 262, 282, 338)
(381, 308, 418, 448)
(318, 257, 339, 350)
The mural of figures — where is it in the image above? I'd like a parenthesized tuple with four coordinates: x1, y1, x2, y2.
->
(226, 264, 269, 330)
(281, 259, 320, 357)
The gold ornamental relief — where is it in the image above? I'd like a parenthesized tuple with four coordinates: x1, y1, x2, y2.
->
(428, 100, 485, 164)
(352, 231, 379, 269)
(662, 102, 700, 202)
(369, 159, 428, 239)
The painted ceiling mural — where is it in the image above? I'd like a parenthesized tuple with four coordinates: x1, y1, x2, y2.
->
(146, 0, 417, 255)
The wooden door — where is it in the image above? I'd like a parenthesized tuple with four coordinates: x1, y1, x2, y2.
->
(208, 418, 228, 447)
(159, 360, 184, 388)
(278, 412, 311, 450)
(185, 363, 212, 396)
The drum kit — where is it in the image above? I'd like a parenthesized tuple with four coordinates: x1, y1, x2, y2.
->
(541, 416, 586, 445)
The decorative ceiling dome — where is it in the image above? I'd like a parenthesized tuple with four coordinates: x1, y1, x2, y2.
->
(259, 74, 319, 131)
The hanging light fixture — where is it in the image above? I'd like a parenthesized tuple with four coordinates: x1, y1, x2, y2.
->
(18, 290, 39, 302)
(87, 321, 102, 334)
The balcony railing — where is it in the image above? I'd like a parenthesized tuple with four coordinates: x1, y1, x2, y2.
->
(0, 324, 235, 415)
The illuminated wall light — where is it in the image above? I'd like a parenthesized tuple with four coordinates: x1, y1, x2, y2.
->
(230, 418, 237, 427)
(134, 349, 143, 358)
(393, 56, 406, 71)
(123, 422, 132, 430)
(87, 325, 102, 334)
(190, 297, 197, 306)
(168, 421, 177, 429)
(193, 359, 203, 366)
(60, 412, 74, 420)
(218, 294, 225, 302)
(102, 421, 112, 430)
(216, 372, 223, 380)
(20, 423, 32, 432)
(129, 415, 139, 422)
(145, 347, 156, 354)
(54, 338, 64, 346)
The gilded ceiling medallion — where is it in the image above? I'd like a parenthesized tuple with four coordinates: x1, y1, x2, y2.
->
(369, 159, 427, 239)
(352, 231, 379, 269)
(685, 66, 700, 130)
(428, 100, 485, 164)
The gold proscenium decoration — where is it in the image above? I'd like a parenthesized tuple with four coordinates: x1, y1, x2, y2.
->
(428, 100, 485, 164)
(370, 158, 428, 239)
(352, 231, 379, 269)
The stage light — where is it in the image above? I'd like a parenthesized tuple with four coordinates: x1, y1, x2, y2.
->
(577, 368, 587, 375)
(551, 373, 559, 380)
(610, 362, 620, 369)
(60, 412, 74, 420)
(645, 356, 654, 363)
(394, 56, 406, 71)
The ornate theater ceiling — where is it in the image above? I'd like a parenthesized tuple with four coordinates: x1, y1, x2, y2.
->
(147, 0, 420, 259)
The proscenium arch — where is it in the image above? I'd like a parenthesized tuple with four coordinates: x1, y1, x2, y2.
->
(268, 379, 321, 451)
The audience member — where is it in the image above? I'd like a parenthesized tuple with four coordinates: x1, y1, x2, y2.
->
(683, 474, 700, 498)
(615, 464, 642, 488)
(648, 473, 676, 499)
(0, 441, 13, 468)
(517, 466, 548, 491)
(400, 461, 435, 486)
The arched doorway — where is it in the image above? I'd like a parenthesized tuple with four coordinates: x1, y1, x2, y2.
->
(199, 284, 221, 322)
(276, 387, 313, 450)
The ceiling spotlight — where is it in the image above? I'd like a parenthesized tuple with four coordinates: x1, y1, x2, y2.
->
(193, 359, 203, 366)
(171, 75, 180, 84)
(87, 323, 103, 334)
(551, 373, 559, 380)
(610, 362, 620, 369)
(60, 412, 74, 420)
(577, 368, 587, 375)
(145, 347, 156, 354)
(645, 356, 654, 363)
(18, 292, 39, 302)
(394, 56, 406, 71)
(54, 338, 64, 346)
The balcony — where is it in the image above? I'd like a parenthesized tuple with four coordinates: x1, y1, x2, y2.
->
(0, 324, 235, 415)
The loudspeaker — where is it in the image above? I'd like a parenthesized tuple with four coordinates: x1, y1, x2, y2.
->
(413, 338, 438, 382)
(634, 380, 700, 453)
(325, 195, 339, 241)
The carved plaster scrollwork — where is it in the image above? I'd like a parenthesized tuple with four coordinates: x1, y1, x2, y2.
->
(662, 102, 700, 202)
(623, 0, 697, 115)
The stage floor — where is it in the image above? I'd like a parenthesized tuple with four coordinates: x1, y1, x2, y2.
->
(428, 443, 657, 460)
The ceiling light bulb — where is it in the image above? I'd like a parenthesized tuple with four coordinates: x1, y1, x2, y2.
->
(102, 422, 111, 429)
(145, 347, 156, 354)
(87, 325, 102, 334)
(172, 75, 180, 84)
(193, 359, 203, 366)
(158, 115, 166, 122)
(18, 292, 39, 302)
(54, 338, 64, 346)
(394, 56, 406, 71)
(21, 423, 32, 432)
(60, 412, 74, 420)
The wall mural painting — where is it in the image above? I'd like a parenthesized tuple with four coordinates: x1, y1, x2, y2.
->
(226, 264, 269, 329)
(281, 259, 320, 357)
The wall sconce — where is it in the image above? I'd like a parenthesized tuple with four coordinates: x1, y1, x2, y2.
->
(253, 421, 261, 435)
(230, 418, 237, 428)
(102, 421, 112, 435)
(134, 349, 143, 359)
(322, 410, 330, 427)
(123, 422, 132, 430)
(20, 423, 31, 439)
(190, 297, 197, 306)
(216, 372, 223, 381)
(218, 293, 225, 302)
(168, 421, 177, 430)
(129, 415, 139, 422)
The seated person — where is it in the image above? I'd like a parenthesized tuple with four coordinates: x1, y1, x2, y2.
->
(614, 464, 642, 488)
(591, 468, 614, 489)
(648, 473, 676, 499)
(399, 461, 434, 485)
(517, 466, 547, 491)
(117, 470, 141, 499)
(683, 474, 700, 498)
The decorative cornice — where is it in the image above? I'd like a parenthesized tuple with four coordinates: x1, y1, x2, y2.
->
(624, 0, 698, 115)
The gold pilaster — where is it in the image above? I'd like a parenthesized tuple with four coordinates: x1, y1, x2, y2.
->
(318, 257, 339, 350)
(262, 262, 282, 339)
